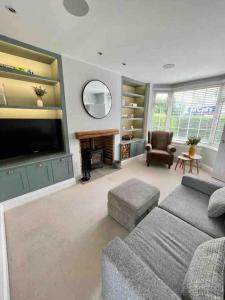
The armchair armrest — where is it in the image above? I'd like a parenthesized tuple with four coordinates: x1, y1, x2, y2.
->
(167, 144, 176, 154)
(145, 143, 152, 152)
(102, 237, 181, 300)
(181, 174, 224, 196)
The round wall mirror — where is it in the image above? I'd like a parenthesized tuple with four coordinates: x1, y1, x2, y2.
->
(82, 80, 112, 119)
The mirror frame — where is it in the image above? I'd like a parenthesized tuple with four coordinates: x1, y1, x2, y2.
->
(82, 80, 112, 119)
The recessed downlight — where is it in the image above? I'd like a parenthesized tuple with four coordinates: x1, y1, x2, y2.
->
(5, 5, 16, 13)
(63, 0, 89, 16)
(162, 64, 175, 69)
(98, 52, 103, 56)
(122, 62, 126, 66)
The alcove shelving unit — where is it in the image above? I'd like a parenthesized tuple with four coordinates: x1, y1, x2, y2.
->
(120, 76, 150, 160)
(0, 35, 73, 202)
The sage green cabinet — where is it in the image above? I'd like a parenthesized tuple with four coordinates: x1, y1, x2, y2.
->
(0, 167, 29, 202)
(130, 140, 145, 158)
(26, 161, 54, 191)
(51, 156, 73, 183)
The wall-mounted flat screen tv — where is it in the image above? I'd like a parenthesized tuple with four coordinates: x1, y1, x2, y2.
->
(0, 119, 63, 160)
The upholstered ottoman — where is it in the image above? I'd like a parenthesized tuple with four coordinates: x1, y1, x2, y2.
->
(108, 178, 160, 231)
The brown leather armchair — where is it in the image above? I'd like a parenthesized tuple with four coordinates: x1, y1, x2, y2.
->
(145, 131, 176, 168)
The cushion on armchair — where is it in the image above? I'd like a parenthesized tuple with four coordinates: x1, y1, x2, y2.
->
(167, 144, 176, 153)
(208, 187, 225, 218)
(182, 238, 225, 300)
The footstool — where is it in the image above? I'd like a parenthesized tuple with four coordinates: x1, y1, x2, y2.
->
(108, 178, 160, 231)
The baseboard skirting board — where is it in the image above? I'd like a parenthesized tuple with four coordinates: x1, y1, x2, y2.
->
(3, 178, 76, 212)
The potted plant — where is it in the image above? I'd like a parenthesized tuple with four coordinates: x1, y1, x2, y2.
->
(33, 86, 47, 107)
(186, 136, 201, 156)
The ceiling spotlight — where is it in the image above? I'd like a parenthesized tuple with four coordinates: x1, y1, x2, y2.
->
(5, 5, 16, 13)
(162, 64, 175, 69)
(98, 52, 103, 56)
(63, 0, 89, 16)
(122, 62, 126, 66)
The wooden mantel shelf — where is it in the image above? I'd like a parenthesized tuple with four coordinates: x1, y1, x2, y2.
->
(75, 129, 119, 140)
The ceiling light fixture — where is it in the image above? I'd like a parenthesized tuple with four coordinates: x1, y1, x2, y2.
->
(122, 63, 126, 66)
(162, 64, 175, 69)
(98, 52, 103, 56)
(63, 0, 89, 16)
(5, 5, 16, 13)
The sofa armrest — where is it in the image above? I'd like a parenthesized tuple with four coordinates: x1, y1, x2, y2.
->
(167, 144, 176, 154)
(102, 237, 181, 300)
(181, 174, 224, 196)
(145, 143, 152, 152)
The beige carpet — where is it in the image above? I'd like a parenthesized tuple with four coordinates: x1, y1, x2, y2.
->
(5, 156, 214, 300)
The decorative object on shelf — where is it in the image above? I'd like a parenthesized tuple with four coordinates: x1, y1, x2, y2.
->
(122, 114, 128, 118)
(130, 113, 134, 118)
(0, 83, 7, 105)
(122, 134, 133, 141)
(82, 80, 112, 119)
(129, 103, 137, 107)
(131, 125, 134, 130)
(0, 63, 34, 75)
(33, 85, 47, 107)
(122, 99, 126, 106)
(186, 136, 201, 156)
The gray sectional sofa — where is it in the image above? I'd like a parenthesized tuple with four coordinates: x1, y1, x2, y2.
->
(102, 174, 224, 300)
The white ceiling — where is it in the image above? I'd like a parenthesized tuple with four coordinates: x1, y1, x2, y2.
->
(1, 0, 225, 84)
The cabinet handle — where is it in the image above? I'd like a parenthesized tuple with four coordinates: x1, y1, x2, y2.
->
(7, 170, 14, 175)
(38, 163, 43, 167)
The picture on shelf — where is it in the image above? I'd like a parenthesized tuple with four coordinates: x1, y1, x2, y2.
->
(0, 82, 7, 106)
(0, 63, 34, 75)
(33, 85, 47, 107)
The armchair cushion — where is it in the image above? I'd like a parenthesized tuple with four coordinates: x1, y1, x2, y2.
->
(167, 144, 176, 153)
(151, 131, 172, 150)
(145, 143, 152, 152)
(150, 149, 170, 157)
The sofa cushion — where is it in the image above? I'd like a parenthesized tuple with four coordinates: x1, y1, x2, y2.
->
(125, 207, 212, 296)
(182, 238, 225, 300)
(159, 185, 225, 238)
(150, 149, 169, 157)
(208, 187, 225, 218)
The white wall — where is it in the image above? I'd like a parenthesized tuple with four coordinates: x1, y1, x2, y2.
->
(62, 56, 121, 178)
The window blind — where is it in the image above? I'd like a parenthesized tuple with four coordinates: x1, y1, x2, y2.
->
(214, 84, 225, 144)
(170, 86, 220, 143)
(152, 93, 168, 131)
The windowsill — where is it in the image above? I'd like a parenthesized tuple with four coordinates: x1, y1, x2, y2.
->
(173, 140, 218, 152)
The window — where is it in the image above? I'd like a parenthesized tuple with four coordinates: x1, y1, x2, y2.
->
(152, 93, 168, 131)
(171, 87, 220, 143)
(214, 85, 225, 144)
(152, 83, 225, 147)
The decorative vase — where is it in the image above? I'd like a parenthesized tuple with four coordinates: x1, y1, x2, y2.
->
(37, 96, 43, 107)
(189, 145, 196, 157)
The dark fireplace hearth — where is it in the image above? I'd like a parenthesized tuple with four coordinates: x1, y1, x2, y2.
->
(75, 129, 119, 182)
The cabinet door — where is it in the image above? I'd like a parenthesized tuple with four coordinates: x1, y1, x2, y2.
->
(0, 167, 29, 202)
(51, 156, 73, 183)
(26, 161, 53, 192)
(136, 140, 145, 155)
(130, 142, 137, 158)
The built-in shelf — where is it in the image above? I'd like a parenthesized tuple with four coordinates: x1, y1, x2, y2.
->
(122, 105, 144, 109)
(0, 105, 62, 110)
(0, 67, 59, 85)
(122, 92, 145, 98)
(122, 117, 144, 120)
(121, 138, 145, 145)
(122, 128, 143, 132)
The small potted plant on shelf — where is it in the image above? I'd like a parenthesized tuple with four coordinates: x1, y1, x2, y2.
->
(32, 86, 47, 107)
(186, 136, 201, 156)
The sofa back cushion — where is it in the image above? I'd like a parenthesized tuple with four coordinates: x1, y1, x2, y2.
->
(182, 238, 225, 300)
(151, 131, 172, 150)
(208, 187, 225, 218)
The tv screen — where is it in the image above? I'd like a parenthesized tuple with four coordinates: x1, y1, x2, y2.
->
(0, 119, 63, 160)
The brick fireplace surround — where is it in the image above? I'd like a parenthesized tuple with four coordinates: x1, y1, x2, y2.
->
(75, 129, 119, 171)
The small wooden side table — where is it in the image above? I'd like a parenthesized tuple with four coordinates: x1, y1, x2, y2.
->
(182, 152, 202, 174)
(175, 155, 191, 174)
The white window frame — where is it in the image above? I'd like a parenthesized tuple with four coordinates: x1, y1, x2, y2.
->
(151, 82, 225, 149)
